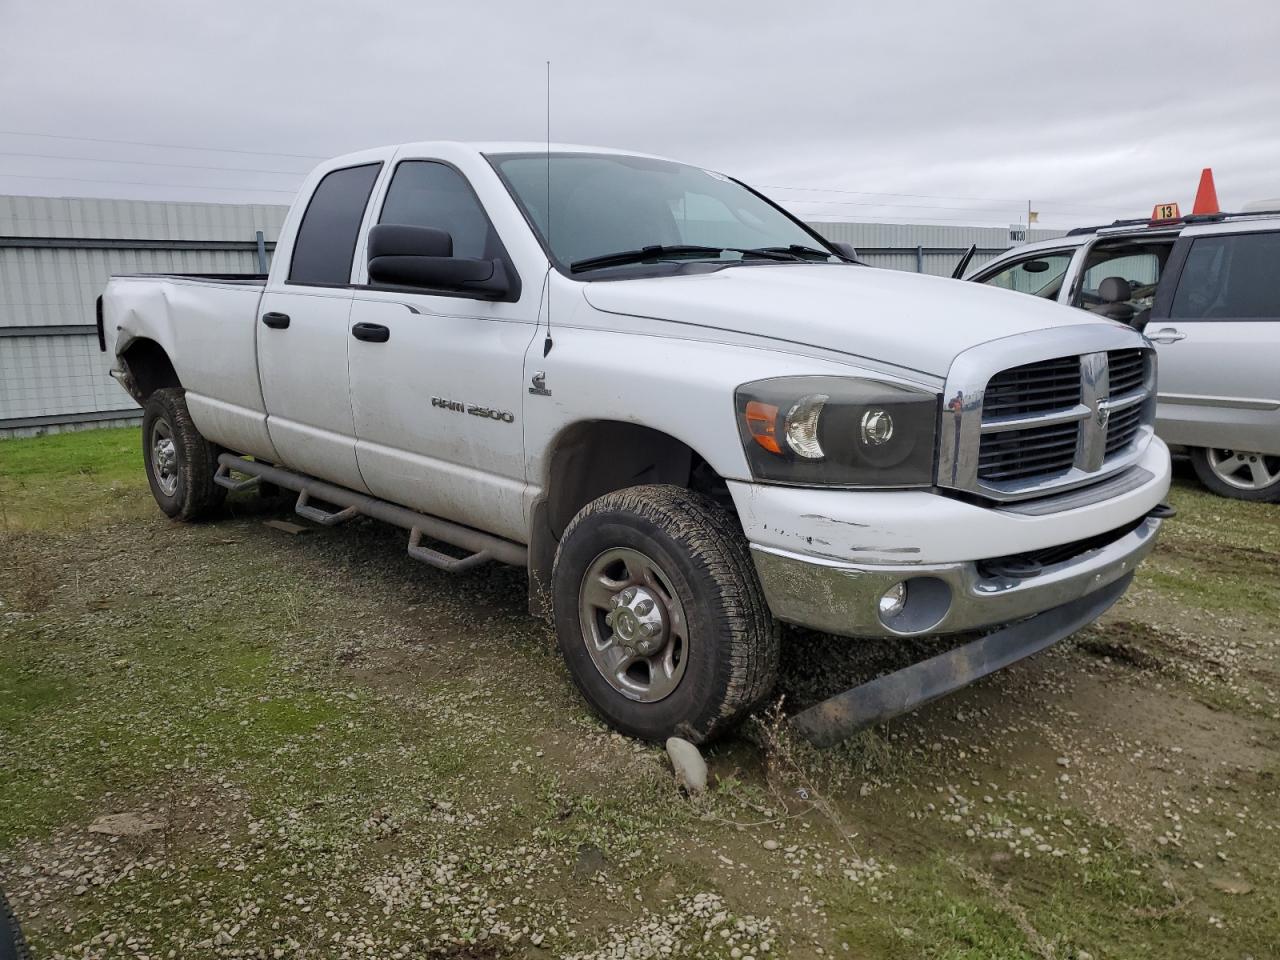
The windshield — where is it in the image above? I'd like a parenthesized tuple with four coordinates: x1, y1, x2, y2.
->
(489, 152, 836, 274)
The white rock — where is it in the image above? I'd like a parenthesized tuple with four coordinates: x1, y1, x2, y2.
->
(665, 737, 707, 795)
(87, 812, 166, 837)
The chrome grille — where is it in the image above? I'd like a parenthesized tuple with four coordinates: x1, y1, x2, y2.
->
(982, 356, 1082, 418)
(978, 421, 1080, 482)
(939, 331, 1156, 503)
(978, 356, 1082, 482)
(1107, 349, 1146, 396)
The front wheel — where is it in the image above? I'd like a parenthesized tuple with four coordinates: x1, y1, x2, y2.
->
(551, 485, 779, 743)
(141, 387, 226, 520)
(1189, 446, 1280, 502)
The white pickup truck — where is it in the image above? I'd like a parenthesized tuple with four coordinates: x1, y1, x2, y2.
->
(99, 142, 1172, 746)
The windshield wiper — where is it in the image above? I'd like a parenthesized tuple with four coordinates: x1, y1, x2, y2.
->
(751, 244, 834, 261)
(569, 244, 796, 274)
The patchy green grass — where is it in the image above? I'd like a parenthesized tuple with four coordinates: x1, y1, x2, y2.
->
(0, 426, 147, 531)
(1, 429, 1278, 958)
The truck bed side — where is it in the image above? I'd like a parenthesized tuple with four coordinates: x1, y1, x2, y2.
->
(103, 274, 279, 461)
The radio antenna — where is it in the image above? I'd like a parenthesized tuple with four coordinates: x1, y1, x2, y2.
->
(542, 59, 554, 357)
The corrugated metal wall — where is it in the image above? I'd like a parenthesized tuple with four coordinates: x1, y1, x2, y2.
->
(808, 221, 1067, 276)
(1, 196, 286, 436)
(0, 194, 1069, 435)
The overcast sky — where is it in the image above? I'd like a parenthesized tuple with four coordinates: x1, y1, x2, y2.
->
(2, 0, 1277, 227)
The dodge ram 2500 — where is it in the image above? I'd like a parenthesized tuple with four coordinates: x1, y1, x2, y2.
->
(99, 142, 1172, 745)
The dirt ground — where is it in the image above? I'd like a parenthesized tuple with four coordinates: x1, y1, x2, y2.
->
(1, 427, 1277, 959)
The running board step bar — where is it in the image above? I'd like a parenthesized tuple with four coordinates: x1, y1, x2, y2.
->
(789, 573, 1133, 748)
(215, 454, 527, 572)
(213, 463, 260, 492)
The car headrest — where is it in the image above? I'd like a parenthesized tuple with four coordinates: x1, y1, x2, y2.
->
(1097, 276, 1131, 303)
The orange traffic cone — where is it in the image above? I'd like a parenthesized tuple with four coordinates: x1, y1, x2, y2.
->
(1192, 168, 1220, 215)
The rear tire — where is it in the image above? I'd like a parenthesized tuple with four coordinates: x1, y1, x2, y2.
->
(0, 887, 31, 960)
(1189, 446, 1280, 502)
(141, 387, 226, 521)
(551, 484, 779, 744)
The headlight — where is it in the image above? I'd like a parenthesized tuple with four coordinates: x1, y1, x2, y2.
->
(735, 376, 939, 486)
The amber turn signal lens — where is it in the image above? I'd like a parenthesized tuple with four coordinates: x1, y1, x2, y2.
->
(744, 400, 782, 455)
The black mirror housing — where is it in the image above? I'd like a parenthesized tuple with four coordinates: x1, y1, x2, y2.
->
(367, 223, 509, 296)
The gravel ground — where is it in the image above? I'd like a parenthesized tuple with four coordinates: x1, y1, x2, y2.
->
(1, 430, 1277, 958)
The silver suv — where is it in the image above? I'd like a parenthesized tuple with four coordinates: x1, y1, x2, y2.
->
(968, 211, 1280, 501)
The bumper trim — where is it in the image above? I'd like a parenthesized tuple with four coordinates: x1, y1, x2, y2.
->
(790, 573, 1132, 747)
(751, 515, 1161, 638)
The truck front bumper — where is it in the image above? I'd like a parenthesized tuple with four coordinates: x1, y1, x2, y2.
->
(751, 514, 1161, 638)
(731, 438, 1171, 639)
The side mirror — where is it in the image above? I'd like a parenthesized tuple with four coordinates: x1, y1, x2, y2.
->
(367, 224, 509, 296)
(1022, 260, 1050, 274)
(829, 241, 860, 261)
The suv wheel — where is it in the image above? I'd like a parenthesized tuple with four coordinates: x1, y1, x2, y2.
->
(551, 485, 779, 743)
(141, 387, 226, 520)
(1190, 447, 1280, 502)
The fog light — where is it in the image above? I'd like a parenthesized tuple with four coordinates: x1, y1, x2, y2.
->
(878, 581, 907, 618)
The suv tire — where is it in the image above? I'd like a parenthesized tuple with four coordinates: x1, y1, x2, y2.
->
(1189, 447, 1280, 502)
(552, 484, 779, 743)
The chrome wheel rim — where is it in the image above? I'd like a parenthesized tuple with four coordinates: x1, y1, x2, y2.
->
(149, 418, 179, 497)
(578, 547, 689, 703)
(1207, 448, 1280, 490)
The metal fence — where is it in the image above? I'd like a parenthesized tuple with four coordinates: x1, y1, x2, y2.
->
(0, 195, 1066, 436)
(1, 195, 286, 436)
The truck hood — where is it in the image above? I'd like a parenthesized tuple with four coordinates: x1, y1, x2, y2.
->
(581, 264, 1112, 377)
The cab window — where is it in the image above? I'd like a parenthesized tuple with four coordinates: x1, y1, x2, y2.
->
(378, 161, 501, 260)
(977, 251, 1073, 299)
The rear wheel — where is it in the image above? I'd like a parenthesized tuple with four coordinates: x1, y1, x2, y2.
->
(141, 387, 226, 520)
(551, 485, 779, 743)
(1189, 446, 1280, 502)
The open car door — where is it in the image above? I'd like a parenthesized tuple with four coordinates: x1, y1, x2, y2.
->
(951, 243, 977, 279)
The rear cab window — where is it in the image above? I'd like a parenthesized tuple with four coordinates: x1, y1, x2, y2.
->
(288, 163, 383, 286)
(1170, 231, 1280, 319)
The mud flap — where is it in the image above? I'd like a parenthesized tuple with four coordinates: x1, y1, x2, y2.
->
(790, 572, 1134, 748)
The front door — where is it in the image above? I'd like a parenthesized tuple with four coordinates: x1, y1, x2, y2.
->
(347, 159, 539, 543)
(258, 161, 384, 492)
(1149, 229, 1280, 457)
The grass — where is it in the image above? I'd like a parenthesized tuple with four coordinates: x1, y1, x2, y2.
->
(0, 426, 148, 531)
(1, 427, 1279, 958)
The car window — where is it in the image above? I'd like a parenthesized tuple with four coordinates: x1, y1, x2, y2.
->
(492, 152, 833, 270)
(977, 252, 1073, 299)
(289, 163, 382, 285)
(379, 161, 499, 260)
(1074, 243, 1170, 321)
(1170, 232, 1280, 320)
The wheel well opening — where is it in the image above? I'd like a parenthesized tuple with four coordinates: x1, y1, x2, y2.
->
(120, 339, 180, 402)
(527, 421, 734, 615)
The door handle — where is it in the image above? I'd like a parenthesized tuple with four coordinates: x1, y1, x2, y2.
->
(261, 312, 291, 329)
(1148, 327, 1186, 344)
(351, 322, 391, 343)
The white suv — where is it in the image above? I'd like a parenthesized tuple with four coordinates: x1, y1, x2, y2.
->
(968, 212, 1280, 501)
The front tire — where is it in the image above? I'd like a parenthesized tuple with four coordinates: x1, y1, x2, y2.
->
(1189, 446, 1280, 502)
(551, 485, 779, 743)
(141, 387, 226, 521)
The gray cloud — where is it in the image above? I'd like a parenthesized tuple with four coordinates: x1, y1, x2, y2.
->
(2, 0, 1277, 227)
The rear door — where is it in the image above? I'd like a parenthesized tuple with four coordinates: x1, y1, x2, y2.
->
(1147, 227, 1280, 455)
(257, 161, 385, 491)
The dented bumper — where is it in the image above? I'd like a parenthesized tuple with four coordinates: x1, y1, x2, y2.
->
(750, 515, 1160, 638)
